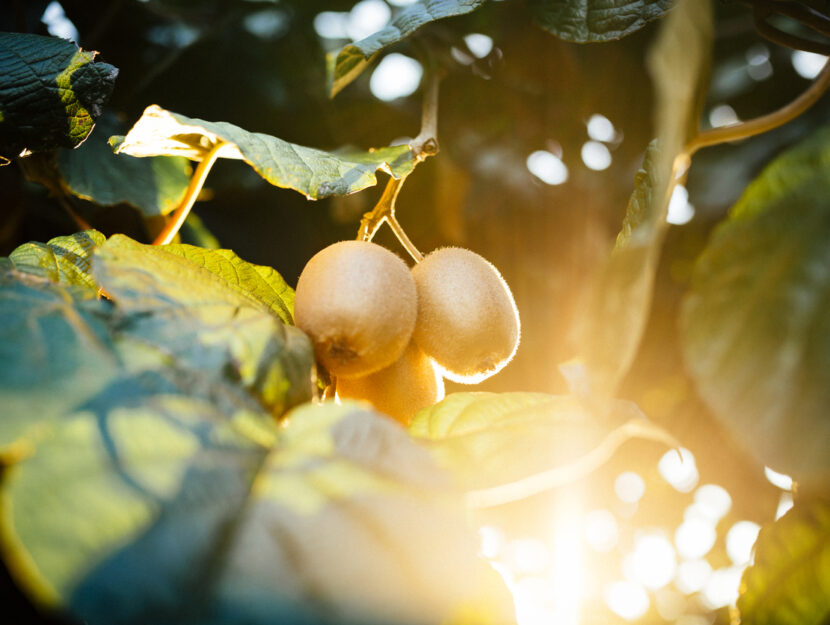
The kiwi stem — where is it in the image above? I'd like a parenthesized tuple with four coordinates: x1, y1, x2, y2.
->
(685, 57, 830, 155)
(152, 141, 225, 245)
(355, 68, 442, 257)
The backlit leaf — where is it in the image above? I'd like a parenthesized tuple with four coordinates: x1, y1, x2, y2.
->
(528, 0, 672, 43)
(0, 33, 117, 158)
(112, 105, 414, 199)
(738, 496, 830, 625)
(57, 114, 191, 216)
(568, 0, 712, 397)
(410, 392, 675, 507)
(681, 126, 830, 478)
(327, 0, 487, 97)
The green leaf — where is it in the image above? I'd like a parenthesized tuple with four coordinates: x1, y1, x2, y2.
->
(410, 392, 675, 507)
(0, 33, 118, 158)
(1, 400, 511, 625)
(327, 0, 487, 97)
(566, 0, 712, 397)
(528, 0, 672, 43)
(112, 105, 414, 199)
(681, 126, 830, 478)
(7, 229, 105, 290)
(738, 496, 830, 625)
(57, 114, 191, 216)
(160, 242, 295, 323)
(92, 235, 313, 415)
(0, 271, 116, 455)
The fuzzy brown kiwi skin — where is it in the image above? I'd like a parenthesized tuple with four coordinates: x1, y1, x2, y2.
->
(336, 342, 444, 425)
(294, 240, 417, 379)
(411, 247, 520, 383)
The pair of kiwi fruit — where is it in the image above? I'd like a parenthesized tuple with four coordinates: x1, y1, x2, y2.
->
(293, 240, 520, 423)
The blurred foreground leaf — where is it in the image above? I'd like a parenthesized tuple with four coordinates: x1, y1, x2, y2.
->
(112, 105, 414, 199)
(738, 496, 830, 625)
(0, 33, 117, 158)
(528, 0, 672, 42)
(681, 126, 830, 478)
(57, 114, 191, 216)
(410, 392, 676, 507)
(327, 0, 487, 97)
(93, 235, 311, 415)
(1, 400, 512, 625)
(567, 0, 712, 397)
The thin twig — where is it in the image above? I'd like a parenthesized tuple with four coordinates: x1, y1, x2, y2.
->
(754, 9, 830, 54)
(153, 142, 225, 245)
(386, 214, 424, 262)
(355, 66, 442, 259)
(686, 57, 830, 155)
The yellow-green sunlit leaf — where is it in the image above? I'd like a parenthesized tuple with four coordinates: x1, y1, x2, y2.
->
(0, 400, 512, 625)
(7, 229, 105, 291)
(111, 105, 414, 199)
(681, 126, 830, 478)
(738, 496, 830, 625)
(570, 0, 712, 397)
(409, 392, 676, 507)
(327, 0, 487, 97)
(57, 114, 191, 216)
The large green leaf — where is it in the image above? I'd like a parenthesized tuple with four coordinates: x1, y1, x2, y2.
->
(112, 105, 414, 199)
(566, 0, 712, 397)
(410, 392, 675, 507)
(327, 0, 487, 97)
(92, 236, 313, 416)
(0, 271, 116, 455)
(57, 114, 191, 216)
(7, 229, 105, 290)
(1, 400, 511, 625)
(738, 496, 830, 625)
(528, 0, 672, 43)
(0, 33, 118, 158)
(681, 126, 830, 478)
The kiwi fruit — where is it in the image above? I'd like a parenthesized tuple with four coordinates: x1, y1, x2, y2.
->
(294, 240, 417, 379)
(337, 341, 445, 425)
(411, 247, 520, 383)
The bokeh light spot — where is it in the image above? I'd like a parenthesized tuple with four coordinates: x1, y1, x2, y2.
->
(526, 150, 568, 185)
(464, 33, 494, 58)
(675, 559, 712, 594)
(584, 509, 618, 553)
(370, 53, 423, 101)
(701, 566, 744, 609)
(314, 12, 349, 40)
(694, 484, 732, 521)
(624, 533, 677, 590)
(586, 114, 616, 142)
(41, 1, 79, 43)
(726, 521, 760, 566)
(791, 50, 828, 79)
(581, 141, 612, 171)
(764, 466, 793, 490)
(709, 104, 740, 128)
(658, 448, 699, 492)
(347, 0, 391, 41)
(615, 471, 646, 503)
(604, 581, 650, 620)
(675, 517, 716, 559)
(667, 185, 695, 225)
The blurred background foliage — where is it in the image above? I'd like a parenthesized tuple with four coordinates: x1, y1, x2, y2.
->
(1, 1, 828, 623)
